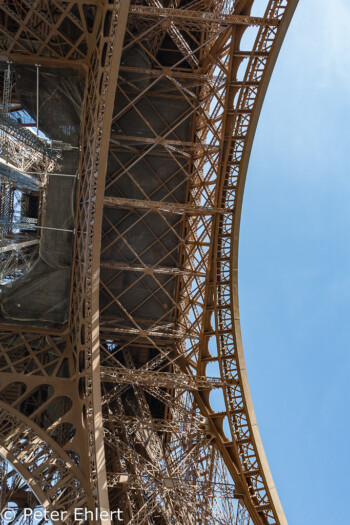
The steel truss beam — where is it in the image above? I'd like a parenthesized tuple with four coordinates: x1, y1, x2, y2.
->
(0, 0, 96, 70)
(100, 366, 237, 390)
(104, 196, 231, 215)
(0, 403, 89, 525)
(0, 239, 38, 253)
(100, 260, 204, 276)
(128, 5, 280, 27)
(0, 240, 39, 286)
(0, 1, 298, 525)
(0, 1, 131, 522)
(94, 1, 297, 524)
(0, 113, 57, 160)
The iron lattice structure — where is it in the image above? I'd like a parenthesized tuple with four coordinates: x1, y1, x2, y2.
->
(0, 1, 298, 524)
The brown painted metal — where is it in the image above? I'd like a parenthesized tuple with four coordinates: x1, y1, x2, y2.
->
(128, 5, 280, 27)
(0, 1, 298, 524)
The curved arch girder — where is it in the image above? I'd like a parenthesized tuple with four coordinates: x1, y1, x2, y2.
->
(93, 1, 298, 525)
(70, 0, 131, 518)
(0, 402, 89, 524)
(0, 1, 299, 524)
(199, 1, 299, 524)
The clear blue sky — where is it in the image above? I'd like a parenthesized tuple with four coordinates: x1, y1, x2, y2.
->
(239, 1, 350, 524)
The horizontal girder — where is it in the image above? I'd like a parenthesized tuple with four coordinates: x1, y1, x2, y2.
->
(128, 5, 280, 27)
(0, 239, 39, 254)
(100, 367, 237, 390)
(104, 196, 231, 215)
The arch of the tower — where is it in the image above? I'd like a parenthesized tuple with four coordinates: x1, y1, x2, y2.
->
(88, 1, 298, 524)
(0, 448, 50, 514)
(0, 402, 90, 524)
(0, 2, 298, 525)
(0, 0, 131, 519)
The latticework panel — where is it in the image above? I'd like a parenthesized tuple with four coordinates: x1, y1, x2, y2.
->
(0, 1, 298, 524)
(91, 1, 297, 524)
(0, 0, 97, 70)
(0, 404, 88, 524)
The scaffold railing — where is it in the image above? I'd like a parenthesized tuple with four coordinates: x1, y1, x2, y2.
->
(0, 162, 40, 192)
(0, 113, 57, 161)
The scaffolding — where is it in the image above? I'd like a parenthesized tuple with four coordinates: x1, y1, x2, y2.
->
(0, 64, 43, 288)
(0, 163, 40, 192)
(0, 112, 57, 161)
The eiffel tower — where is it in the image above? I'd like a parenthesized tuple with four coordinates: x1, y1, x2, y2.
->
(0, 1, 298, 524)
